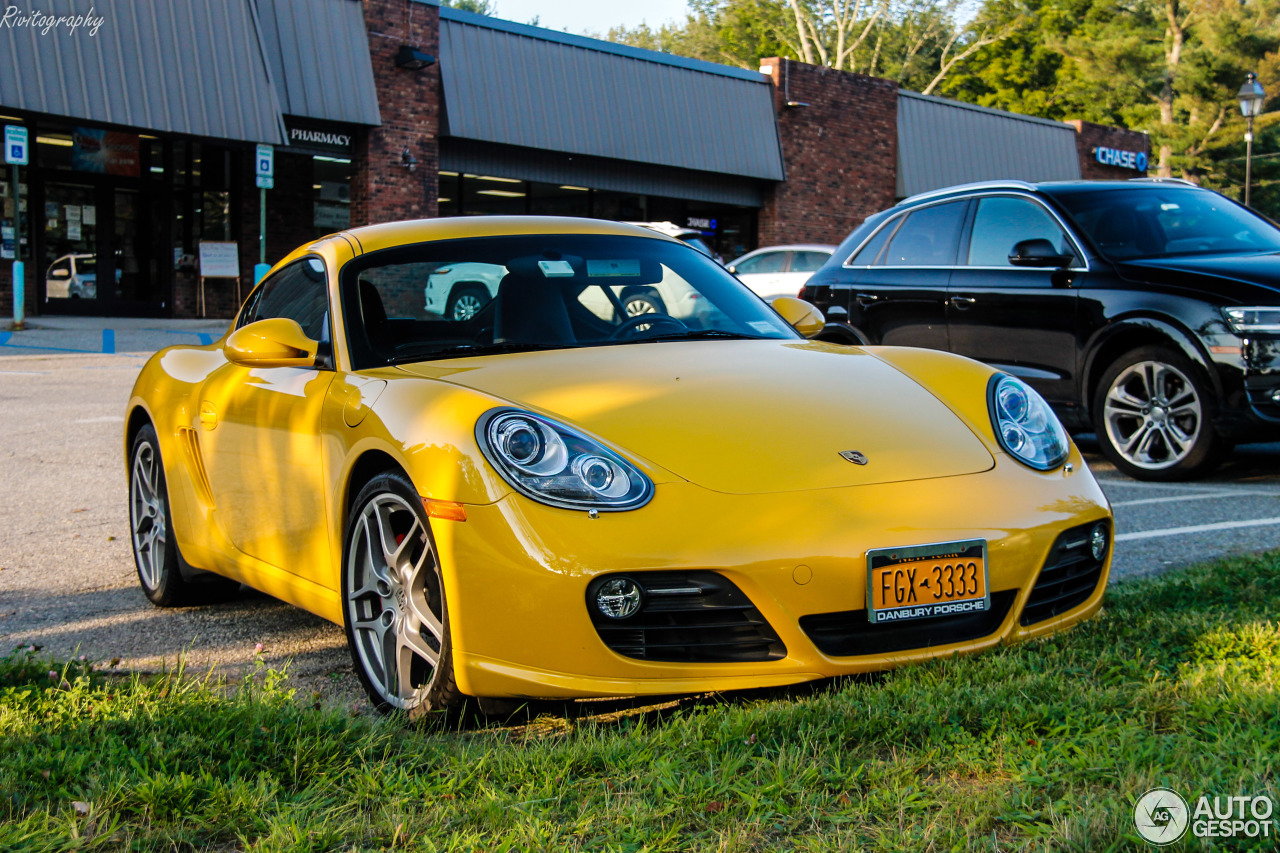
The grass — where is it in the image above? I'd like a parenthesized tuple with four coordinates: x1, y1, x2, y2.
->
(2, 555, 1278, 852)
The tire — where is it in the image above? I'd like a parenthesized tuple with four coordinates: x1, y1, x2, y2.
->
(129, 424, 235, 606)
(445, 284, 490, 322)
(621, 287, 666, 318)
(1091, 345, 1228, 480)
(342, 471, 464, 717)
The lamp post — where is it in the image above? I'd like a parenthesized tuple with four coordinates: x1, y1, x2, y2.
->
(1237, 72, 1266, 208)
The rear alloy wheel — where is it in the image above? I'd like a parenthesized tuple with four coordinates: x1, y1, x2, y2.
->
(342, 472, 463, 716)
(1093, 346, 1226, 480)
(622, 287, 665, 318)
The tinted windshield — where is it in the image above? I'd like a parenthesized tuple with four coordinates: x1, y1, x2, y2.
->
(341, 234, 798, 369)
(1054, 188, 1280, 260)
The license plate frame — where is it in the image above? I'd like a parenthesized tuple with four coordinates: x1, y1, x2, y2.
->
(866, 539, 989, 624)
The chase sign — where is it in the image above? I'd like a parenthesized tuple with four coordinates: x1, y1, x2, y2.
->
(1094, 146, 1148, 172)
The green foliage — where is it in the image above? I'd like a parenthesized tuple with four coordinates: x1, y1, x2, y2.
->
(442, 0, 498, 16)
(3, 553, 1279, 849)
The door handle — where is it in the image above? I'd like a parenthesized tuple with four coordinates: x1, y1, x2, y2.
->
(855, 293, 879, 306)
(949, 295, 976, 309)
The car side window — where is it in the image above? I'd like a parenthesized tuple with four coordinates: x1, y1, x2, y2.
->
(736, 251, 788, 274)
(240, 258, 329, 342)
(882, 201, 967, 266)
(848, 221, 896, 265)
(967, 197, 1076, 267)
(790, 251, 828, 272)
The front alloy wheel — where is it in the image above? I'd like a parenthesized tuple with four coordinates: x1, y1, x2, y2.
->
(342, 472, 462, 715)
(1094, 346, 1226, 480)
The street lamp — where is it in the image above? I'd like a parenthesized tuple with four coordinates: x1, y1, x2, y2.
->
(1237, 72, 1266, 207)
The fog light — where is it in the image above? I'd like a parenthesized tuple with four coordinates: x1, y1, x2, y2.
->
(1090, 523, 1108, 561)
(596, 577, 642, 619)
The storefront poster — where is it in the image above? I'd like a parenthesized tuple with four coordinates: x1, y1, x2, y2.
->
(44, 202, 59, 219)
(66, 205, 82, 240)
(82, 205, 96, 226)
(71, 127, 140, 177)
(2, 224, 14, 260)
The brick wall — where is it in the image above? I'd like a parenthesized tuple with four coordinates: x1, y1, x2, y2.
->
(1070, 120, 1151, 180)
(351, 0, 440, 227)
(757, 59, 899, 246)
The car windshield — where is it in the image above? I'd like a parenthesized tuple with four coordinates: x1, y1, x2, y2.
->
(340, 234, 798, 369)
(1054, 187, 1280, 260)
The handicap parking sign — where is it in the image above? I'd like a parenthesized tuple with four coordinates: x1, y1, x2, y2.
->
(255, 144, 274, 178)
(4, 125, 28, 166)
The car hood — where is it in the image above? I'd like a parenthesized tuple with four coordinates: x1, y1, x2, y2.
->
(1117, 252, 1280, 298)
(395, 341, 994, 494)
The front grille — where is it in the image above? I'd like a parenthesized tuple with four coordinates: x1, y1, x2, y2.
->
(1019, 521, 1109, 626)
(586, 572, 786, 663)
(798, 589, 1016, 657)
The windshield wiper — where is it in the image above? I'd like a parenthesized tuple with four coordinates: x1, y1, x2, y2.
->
(389, 342, 578, 363)
(628, 329, 772, 343)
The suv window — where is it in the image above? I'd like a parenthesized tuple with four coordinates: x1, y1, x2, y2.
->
(967, 197, 1076, 266)
(882, 201, 967, 266)
(736, 251, 788, 274)
(240, 257, 329, 341)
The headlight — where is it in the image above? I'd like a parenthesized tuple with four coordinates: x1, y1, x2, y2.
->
(988, 374, 1069, 470)
(477, 409, 654, 510)
(1223, 306, 1280, 333)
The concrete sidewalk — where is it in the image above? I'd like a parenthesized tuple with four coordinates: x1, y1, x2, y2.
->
(0, 316, 231, 358)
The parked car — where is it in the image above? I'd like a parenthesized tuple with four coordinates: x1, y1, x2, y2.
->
(802, 178, 1280, 480)
(423, 262, 504, 321)
(125, 216, 1111, 717)
(627, 221, 720, 261)
(728, 244, 835, 300)
(45, 253, 98, 299)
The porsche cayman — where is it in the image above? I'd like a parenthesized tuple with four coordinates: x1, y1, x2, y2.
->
(124, 217, 1113, 715)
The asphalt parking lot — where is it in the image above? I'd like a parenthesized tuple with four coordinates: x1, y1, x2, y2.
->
(2, 317, 1279, 700)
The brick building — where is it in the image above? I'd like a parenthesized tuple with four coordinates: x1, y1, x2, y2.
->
(0, 0, 1150, 320)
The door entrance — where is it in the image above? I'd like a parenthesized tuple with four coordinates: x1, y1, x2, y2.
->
(39, 180, 167, 316)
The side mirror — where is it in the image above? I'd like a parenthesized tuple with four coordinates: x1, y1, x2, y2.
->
(771, 296, 825, 338)
(1009, 239, 1074, 268)
(224, 318, 318, 368)
(51, 269, 70, 278)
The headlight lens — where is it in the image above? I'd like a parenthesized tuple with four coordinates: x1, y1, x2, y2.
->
(1223, 306, 1280, 333)
(988, 374, 1069, 470)
(477, 409, 653, 510)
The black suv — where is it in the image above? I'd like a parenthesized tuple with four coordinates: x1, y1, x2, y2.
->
(802, 179, 1280, 480)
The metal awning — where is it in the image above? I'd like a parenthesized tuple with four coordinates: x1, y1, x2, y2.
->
(255, 0, 381, 126)
(438, 8, 785, 182)
(897, 91, 1081, 198)
(0, 0, 288, 144)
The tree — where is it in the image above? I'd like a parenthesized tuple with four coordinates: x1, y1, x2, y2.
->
(442, 0, 498, 16)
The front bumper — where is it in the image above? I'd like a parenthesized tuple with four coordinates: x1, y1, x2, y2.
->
(431, 447, 1112, 699)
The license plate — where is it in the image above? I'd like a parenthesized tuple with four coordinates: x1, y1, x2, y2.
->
(866, 539, 989, 624)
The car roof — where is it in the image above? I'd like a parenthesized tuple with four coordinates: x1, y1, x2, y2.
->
(740, 244, 837, 254)
(896, 178, 1210, 208)
(340, 216, 676, 255)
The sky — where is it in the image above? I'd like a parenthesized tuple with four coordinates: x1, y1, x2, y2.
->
(481, 0, 692, 37)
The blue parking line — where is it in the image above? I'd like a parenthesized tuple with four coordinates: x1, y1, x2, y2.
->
(0, 332, 9, 346)
(198, 333, 214, 345)
(102, 329, 115, 354)
(0, 341, 96, 353)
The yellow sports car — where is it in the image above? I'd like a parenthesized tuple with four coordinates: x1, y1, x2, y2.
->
(125, 217, 1113, 715)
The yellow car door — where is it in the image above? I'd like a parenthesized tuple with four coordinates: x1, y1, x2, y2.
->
(196, 257, 338, 586)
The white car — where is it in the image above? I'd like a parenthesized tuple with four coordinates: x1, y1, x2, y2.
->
(45, 253, 98, 299)
(423, 262, 505, 320)
(727, 244, 835, 300)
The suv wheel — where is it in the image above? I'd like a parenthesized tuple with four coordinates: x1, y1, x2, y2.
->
(1092, 345, 1227, 480)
